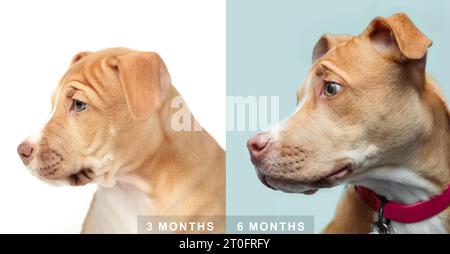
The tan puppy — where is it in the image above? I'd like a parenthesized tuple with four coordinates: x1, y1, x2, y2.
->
(247, 13, 450, 233)
(17, 48, 225, 233)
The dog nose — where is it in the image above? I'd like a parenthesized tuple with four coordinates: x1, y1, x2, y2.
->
(247, 132, 272, 162)
(17, 141, 34, 165)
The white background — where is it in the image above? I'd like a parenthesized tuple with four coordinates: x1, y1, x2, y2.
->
(0, 0, 225, 233)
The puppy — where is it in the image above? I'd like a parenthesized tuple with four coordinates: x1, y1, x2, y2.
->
(18, 48, 225, 233)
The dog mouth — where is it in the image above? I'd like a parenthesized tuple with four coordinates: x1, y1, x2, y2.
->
(67, 168, 96, 186)
(256, 162, 354, 194)
(321, 163, 353, 182)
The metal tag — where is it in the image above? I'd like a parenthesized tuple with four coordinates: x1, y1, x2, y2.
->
(370, 196, 396, 234)
(371, 221, 396, 234)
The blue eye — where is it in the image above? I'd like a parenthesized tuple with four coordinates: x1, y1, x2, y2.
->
(72, 99, 87, 112)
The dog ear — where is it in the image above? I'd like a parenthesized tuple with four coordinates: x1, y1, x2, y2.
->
(110, 52, 170, 121)
(365, 13, 432, 61)
(312, 34, 352, 63)
(70, 51, 91, 65)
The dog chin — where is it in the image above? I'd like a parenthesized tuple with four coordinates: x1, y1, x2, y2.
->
(272, 183, 319, 195)
(30, 167, 98, 187)
(257, 172, 319, 194)
(255, 162, 353, 194)
(34, 164, 119, 188)
(259, 175, 337, 194)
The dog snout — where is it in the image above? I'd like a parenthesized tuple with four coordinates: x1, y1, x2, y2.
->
(247, 132, 272, 162)
(17, 141, 35, 165)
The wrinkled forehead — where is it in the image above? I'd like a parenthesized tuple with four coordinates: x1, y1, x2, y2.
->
(50, 61, 97, 107)
(62, 48, 133, 83)
(51, 48, 134, 106)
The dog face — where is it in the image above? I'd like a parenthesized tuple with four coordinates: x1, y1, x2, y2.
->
(248, 13, 433, 194)
(18, 48, 170, 186)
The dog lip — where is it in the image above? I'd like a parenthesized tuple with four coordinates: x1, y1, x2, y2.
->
(259, 173, 318, 194)
(322, 162, 353, 181)
(303, 189, 318, 195)
(256, 160, 354, 192)
(259, 174, 278, 190)
(67, 168, 95, 186)
(263, 175, 318, 194)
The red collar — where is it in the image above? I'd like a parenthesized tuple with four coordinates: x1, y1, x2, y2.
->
(355, 185, 450, 223)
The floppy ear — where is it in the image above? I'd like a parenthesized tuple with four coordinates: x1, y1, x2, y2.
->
(110, 52, 170, 121)
(70, 51, 91, 65)
(312, 34, 352, 63)
(365, 13, 432, 61)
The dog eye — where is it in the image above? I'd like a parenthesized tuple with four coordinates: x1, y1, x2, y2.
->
(72, 99, 87, 112)
(323, 81, 343, 97)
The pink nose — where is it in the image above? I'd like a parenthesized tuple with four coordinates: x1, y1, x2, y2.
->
(247, 132, 272, 162)
(17, 141, 34, 165)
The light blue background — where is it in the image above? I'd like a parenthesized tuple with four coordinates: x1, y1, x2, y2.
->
(227, 0, 450, 233)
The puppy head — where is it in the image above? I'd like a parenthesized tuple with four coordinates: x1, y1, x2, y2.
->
(17, 48, 170, 186)
(248, 13, 433, 193)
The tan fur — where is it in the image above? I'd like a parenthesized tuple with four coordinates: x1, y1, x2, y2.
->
(323, 186, 373, 233)
(249, 13, 450, 233)
(21, 48, 225, 233)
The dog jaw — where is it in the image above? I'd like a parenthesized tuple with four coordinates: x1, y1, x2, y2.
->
(252, 142, 357, 194)
(23, 122, 119, 187)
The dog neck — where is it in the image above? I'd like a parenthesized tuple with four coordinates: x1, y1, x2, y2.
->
(350, 77, 450, 232)
(112, 85, 224, 212)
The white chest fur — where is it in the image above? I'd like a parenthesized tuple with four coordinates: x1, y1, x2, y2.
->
(83, 183, 153, 233)
(350, 167, 448, 234)
(390, 217, 447, 234)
